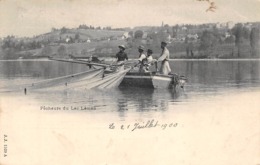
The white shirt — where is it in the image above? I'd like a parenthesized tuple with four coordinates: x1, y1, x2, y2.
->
(138, 53, 146, 62)
(157, 47, 170, 62)
(146, 55, 153, 63)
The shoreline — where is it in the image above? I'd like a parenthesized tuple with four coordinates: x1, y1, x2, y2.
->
(1, 58, 260, 62)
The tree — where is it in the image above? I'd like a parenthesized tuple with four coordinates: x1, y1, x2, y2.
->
(199, 30, 218, 56)
(15, 40, 25, 51)
(243, 27, 250, 39)
(57, 45, 67, 56)
(172, 25, 179, 38)
(51, 27, 58, 32)
(41, 46, 52, 56)
(186, 42, 194, 57)
(231, 24, 244, 57)
(134, 30, 144, 39)
(128, 31, 134, 37)
(225, 35, 235, 43)
(2, 35, 15, 49)
(165, 26, 173, 35)
(60, 27, 68, 34)
(28, 41, 37, 49)
(250, 27, 260, 56)
(75, 33, 80, 40)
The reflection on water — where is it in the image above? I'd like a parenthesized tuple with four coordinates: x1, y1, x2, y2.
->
(0, 60, 88, 80)
(25, 87, 181, 112)
(0, 60, 260, 114)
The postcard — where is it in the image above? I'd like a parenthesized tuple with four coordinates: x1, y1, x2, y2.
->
(0, 0, 260, 165)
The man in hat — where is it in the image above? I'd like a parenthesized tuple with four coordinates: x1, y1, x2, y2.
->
(143, 49, 157, 72)
(157, 41, 172, 75)
(116, 45, 128, 63)
(134, 45, 147, 72)
(114, 45, 128, 71)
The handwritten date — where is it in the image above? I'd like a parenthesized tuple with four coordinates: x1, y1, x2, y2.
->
(109, 119, 178, 131)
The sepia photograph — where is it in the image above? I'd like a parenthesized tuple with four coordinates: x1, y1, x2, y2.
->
(0, 0, 260, 165)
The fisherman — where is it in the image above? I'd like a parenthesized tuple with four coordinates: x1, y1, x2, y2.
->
(134, 45, 146, 72)
(143, 49, 156, 72)
(116, 45, 128, 64)
(146, 49, 154, 64)
(157, 41, 172, 75)
(114, 45, 128, 71)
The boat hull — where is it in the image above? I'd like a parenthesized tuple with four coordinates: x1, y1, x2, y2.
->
(119, 72, 182, 89)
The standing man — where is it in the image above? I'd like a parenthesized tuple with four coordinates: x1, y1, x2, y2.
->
(157, 41, 172, 75)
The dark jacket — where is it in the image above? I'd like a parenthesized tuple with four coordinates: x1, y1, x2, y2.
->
(116, 51, 128, 62)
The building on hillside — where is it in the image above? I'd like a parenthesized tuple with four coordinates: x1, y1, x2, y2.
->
(216, 22, 228, 29)
(216, 22, 221, 28)
(122, 32, 130, 39)
(244, 23, 253, 30)
(181, 26, 187, 31)
(227, 21, 235, 29)
(225, 32, 231, 38)
(142, 32, 148, 39)
(117, 35, 127, 40)
(174, 30, 187, 42)
(166, 34, 172, 43)
(65, 37, 71, 43)
(187, 34, 199, 41)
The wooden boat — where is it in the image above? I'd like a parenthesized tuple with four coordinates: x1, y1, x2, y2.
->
(0, 66, 130, 93)
(119, 71, 186, 89)
(30, 68, 104, 89)
(32, 67, 131, 91)
(0, 68, 103, 92)
(50, 58, 186, 90)
(0, 57, 186, 93)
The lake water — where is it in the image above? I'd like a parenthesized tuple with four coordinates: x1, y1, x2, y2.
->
(1, 59, 260, 165)
(0, 60, 260, 114)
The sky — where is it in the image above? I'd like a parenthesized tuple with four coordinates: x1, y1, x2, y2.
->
(0, 0, 260, 37)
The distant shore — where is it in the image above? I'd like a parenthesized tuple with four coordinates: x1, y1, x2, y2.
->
(1, 58, 260, 62)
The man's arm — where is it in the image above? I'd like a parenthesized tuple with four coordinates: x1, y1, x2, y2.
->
(125, 53, 128, 60)
(157, 49, 168, 62)
(138, 54, 146, 62)
(115, 52, 120, 61)
(134, 54, 145, 67)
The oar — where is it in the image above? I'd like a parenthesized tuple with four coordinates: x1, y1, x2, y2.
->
(49, 58, 109, 68)
(74, 59, 132, 67)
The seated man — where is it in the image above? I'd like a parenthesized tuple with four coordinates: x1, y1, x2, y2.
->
(133, 45, 146, 72)
(116, 45, 128, 65)
(115, 45, 128, 71)
(143, 49, 156, 72)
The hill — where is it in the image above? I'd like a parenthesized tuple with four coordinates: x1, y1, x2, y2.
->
(1, 22, 260, 60)
(34, 28, 125, 42)
(0, 28, 127, 59)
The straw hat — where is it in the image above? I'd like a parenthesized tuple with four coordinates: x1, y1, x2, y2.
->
(119, 45, 125, 49)
(138, 45, 145, 51)
(161, 41, 168, 45)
